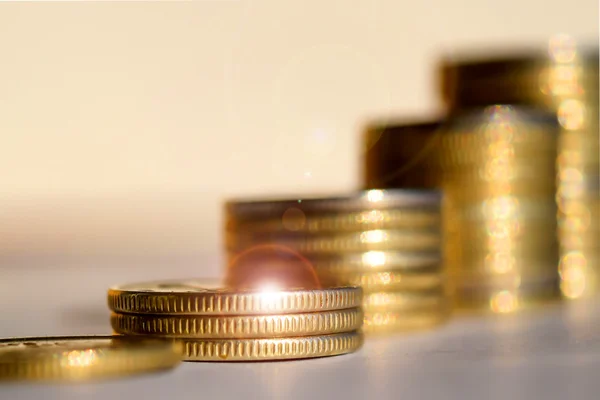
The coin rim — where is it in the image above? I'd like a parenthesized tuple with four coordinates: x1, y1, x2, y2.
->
(108, 279, 362, 315)
(110, 308, 363, 339)
(225, 189, 442, 219)
(181, 331, 363, 361)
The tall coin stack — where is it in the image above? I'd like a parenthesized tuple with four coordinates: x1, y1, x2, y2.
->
(437, 107, 561, 312)
(441, 39, 599, 299)
(225, 190, 449, 334)
(363, 108, 561, 313)
(108, 280, 364, 361)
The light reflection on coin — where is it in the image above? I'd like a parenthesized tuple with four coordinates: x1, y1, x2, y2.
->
(108, 279, 362, 315)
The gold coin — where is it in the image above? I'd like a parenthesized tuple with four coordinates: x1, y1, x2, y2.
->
(435, 149, 557, 171)
(0, 336, 181, 382)
(362, 290, 448, 312)
(444, 256, 560, 277)
(453, 284, 561, 314)
(559, 230, 600, 249)
(226, 208, 441, 233)
(181, 331, 363, 361)
(440, 50, 598, 110)
(445, 221, 557, 243)
(227, 251, 442, 274)
(108, 279, 362, 315)
(446, 198, 557, 221)
(442, 184, 557, 203)
(309, 251, 442, 273)
(226, 229, 441, 253)
(443, 237, 558, 257)
(110, 308, 362, 339)
(559, 252, 600, 299)
(325, 270, 445, 291)
(362, 310, 449, 334)
(225, 190, 441, 221)
(451, 271, 559, 291)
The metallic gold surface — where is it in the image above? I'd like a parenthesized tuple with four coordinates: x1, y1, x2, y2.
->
(453, 285, 561, 314)
(108, 279, 362, 315)
(362, 290, 447, 312)
(439, 39, 599, 300)
(226, 229, 441, 253)
(559, 252, 600, 299)
(439, 45, 598, 110)
(111, 308, 362, 339)
(362, 310, 449, 334)
(181, 331, 363, 361)
(225, 190, 441, 220)
(362, 105, 561, 313)
(226, 208, 441, 233)
(224, 190, 446, 327)
(309, 251, 441, 273)
(225, 250, 441, 274)
(448, 198, 557, 221)
(0, 336, 181, 382)
(327, 270, 445, 292)
(363, 120, 444, 189)
(444, 256, 559, 277)
(451, 272, 559, 291)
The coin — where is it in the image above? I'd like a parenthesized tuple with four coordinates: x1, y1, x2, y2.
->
(107, 279, 362, 315)
(362, 290, 447, 312)
(0, 336, 181, 382)
(450, 271, 559, 291)
(560, 257, 599, 300)
(436, 150, 558, 170)
(309, 251, 441, 273)
(226, 250, 441, 274)
(324, 270, 445, 291)
(453, 284, 561, 314)
(444, 256, 560, 277)
(226, 208, 441, 233)
(110, 308, 362, 339)
(363, 120, 444, 189)
(226, 229, 441, 253)
(445, 219, 557, 241)
(558, 230, 600, 249)
(225, 189, 441, 220)
(446, 198, 557, 221)
(362, 310, 449, 334)
(439, 49, 598, 111)
(181, 331, 363, 361)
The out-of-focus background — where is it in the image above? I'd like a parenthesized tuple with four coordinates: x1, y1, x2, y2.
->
(0, 1, 597, 277)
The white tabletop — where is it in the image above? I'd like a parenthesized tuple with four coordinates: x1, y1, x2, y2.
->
(1, 259, 599, 400)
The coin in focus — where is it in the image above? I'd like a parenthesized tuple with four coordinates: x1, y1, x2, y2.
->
(181, 331, 364, 361)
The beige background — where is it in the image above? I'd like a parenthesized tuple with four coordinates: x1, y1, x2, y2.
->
(0, 1, 597, 273)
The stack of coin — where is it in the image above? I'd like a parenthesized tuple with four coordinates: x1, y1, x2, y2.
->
(440, 39, 599, 300)
(225, 190, 449, 334)
(362, 108, 562, 313)
(107, 279, 363, 361)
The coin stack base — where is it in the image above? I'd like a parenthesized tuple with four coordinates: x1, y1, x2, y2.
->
(439, 107, 561, 313)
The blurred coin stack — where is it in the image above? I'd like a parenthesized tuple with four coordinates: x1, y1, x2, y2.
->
(225, 190, 449, 334)
(364, 109, 562, 313)
(441, 38, 599, 300)
(108, 280, 363, 361)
